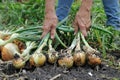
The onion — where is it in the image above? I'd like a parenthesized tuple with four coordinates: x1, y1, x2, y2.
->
(12, 54, 25, 69)
(73, 51, 86, 66)
(87, 54, 101, 66)
(1, 43, 21, 61)
(29, 34, 49, 67)
(47, 40, 58, 64)
(58, 50, 73, 68)
(13, 41, 36, 69)
(58, 37, 78, 68)
(29, 53, 46, 67)
(81, 33, 101, 66)
(73, 33, 86, 66)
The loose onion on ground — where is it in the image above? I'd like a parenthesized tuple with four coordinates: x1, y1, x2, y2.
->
(1, 43, 21, 61)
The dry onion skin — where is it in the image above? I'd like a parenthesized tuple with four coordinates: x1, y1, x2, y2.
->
(1, 43, 21, 61)
(58, 50, 74, 68)
(73, 51, 86, 66)
(87, 54, 101, 66)
(13, 39, 26, 53)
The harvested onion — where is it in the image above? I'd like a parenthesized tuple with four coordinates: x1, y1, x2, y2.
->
(13, 41, 36, 69)
(58, 50, 73, 68)
(81, 33, 101, 66)
(1, 43, 21, 61)
(12, 54, 25, 69)
(87, 54, 101, 66)
(47, 40, 58, 64)
(73, 33, 86, 66)
(29, 34, 49, 67)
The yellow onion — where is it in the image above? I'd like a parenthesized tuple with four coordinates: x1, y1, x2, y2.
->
(29, 34, 49, 67)
(73, 33, 86, 66)
(73, 51, 86, 66)
(58, 50, 73, 68)
(12, 55, 25, 69)
(13, 42, 36, 69)
(29, 53, 46, 67)
(47, 40, 58, 64)
(1, 43, 21, 61)
(81, 33, 101, 66)
(87, 54, 101, 66)
(29, 41, 47, 67)
(47, 50, 58, 64)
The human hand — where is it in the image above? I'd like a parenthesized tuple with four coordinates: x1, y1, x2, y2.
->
(73, 0, 92, 36)
(41, 13, 58, 39)
(73, 10, 91, 36)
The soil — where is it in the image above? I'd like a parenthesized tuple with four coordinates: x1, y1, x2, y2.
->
(0, 51, 120, 80)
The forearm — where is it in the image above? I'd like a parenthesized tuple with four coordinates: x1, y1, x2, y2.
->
(79, 0, 93, 12)
(45, 0, 56, 16)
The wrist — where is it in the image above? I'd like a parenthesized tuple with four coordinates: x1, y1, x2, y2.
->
(79, 0, 93, 12)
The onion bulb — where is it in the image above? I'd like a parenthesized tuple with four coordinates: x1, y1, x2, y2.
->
(1, 43, 21, 61)
(58, 50, 73, 68)
(47, 40, 58, 64)
(29, 34, 49, 67)
(73, 33, 86, 66)
(12, 54, 25, 69)
(87, 53, 101, 66)
(29, 40, 47, 67)
(29, 53, 46, 67)
(73, 51, 86, 66)
(47, 50, 58, 64)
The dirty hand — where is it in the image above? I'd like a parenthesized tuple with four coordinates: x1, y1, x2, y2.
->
(41, 13, 58, 39)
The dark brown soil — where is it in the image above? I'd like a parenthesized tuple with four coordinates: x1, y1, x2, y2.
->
(0, 51, 120, 80)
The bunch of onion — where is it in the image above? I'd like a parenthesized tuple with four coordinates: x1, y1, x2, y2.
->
(1, 42, 21, 61)
(47, 39, 58, 64)
(81, 33, 101, 66)
(73, 33, 86, 66)
(12, 41, 36, 69)
(58, 36, 77, 68)
(0, 28, 42, 46)
(29, 34, 49, 67)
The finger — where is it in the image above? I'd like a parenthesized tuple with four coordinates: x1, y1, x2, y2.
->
(50, 25, 56, 39)
(40, 26, 50, 39)
(73, 21, 78, 35)
(78, 22, 87, 37)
